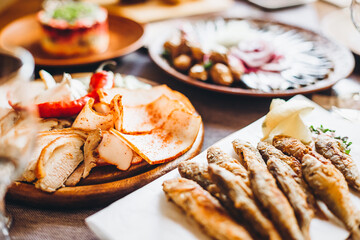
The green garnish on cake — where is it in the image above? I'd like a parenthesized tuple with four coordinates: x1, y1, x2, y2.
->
(38, 0, 109, 56)
(52, 2, 97, 23)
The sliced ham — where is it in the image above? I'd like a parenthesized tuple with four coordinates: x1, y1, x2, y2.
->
(83, 129, 135, 176)
(131, 152, 143, 165)
(97, 131, 133, 171)
(93, 102, 111, 114)
(72, 98, 114, 130)
(117, 95, 189, 134)
(98, 85, 195, 113)
(112, 109, 202, 165)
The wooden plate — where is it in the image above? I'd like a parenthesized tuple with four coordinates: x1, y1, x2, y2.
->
(0, 14, 144, 66)
(149, 18, 355, 97)
(6, 73, 204, 208)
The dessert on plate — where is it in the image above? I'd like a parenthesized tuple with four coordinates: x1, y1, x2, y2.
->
(37, 0, 109, 56)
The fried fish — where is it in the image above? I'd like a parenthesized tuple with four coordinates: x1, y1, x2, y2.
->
(273, 135, 331, 165)
(162, 178, 253, 240)
(272, 135, 308, 161)
(258, 141, 302, 176)
(315, 135, 360, 192)
(207, 146, 250, 187)
(178, 161, 213, 189)
(233, 139, 304, 240)
(258, 141, 319, 214)
(178, 161, 237, 216)
(208, 164, 282, 240)
(267, 156, 314, 240)
(232, 139, 266, 169)
(302, 154, 360, 239)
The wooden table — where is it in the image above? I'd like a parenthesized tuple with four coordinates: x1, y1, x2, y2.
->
(1, 1, 359, 239)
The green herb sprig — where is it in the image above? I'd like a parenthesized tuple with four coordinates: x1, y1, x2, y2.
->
(53, 2, 96, 23)
(203, 60, 213, 70)
(310, 125, 352, 154)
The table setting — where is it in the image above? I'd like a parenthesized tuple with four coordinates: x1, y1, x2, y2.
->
(0, 0, 360, 239)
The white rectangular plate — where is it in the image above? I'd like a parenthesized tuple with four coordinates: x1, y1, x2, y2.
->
(86, 95, 360, 240)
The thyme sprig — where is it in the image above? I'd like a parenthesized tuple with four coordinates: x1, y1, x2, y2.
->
(310, 125, 352, 154)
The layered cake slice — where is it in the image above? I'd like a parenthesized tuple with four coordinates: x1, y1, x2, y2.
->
(38, 1, 109, 56)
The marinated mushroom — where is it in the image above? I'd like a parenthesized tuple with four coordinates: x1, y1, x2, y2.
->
(164, 37, 181, 60)
(189, 64, 208, 81)
(173, 54, 192, 71)
(210, 63, 234, 86)
(209, 48, 228, 64)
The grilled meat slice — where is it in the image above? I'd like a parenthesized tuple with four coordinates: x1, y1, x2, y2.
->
(207, 146, 250, 187)
(302, 154, 360, 239)
(209, 164, 281, 240)
(315, 135, 360, 192)
(65, 162, 85, 186)
(267, 156, 313, 240)
(35, 134, 85, 192)
(162, 178, 253, 240)
(83, 129, 103, 178)
(233, 139, 304, 240)
(21, 129, 88, 182)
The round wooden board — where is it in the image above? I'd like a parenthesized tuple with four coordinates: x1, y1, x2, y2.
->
(6, 73, 204, 208)
(149, 18, 354, 97)
(0, 14, 144, 66)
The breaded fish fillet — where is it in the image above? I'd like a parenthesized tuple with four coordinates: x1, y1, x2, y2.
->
(258, 141, 302, 176)
(302, 154, 360, 239)
(315, 135, 360, 192)
(233, 140, 264, 164)
(272, 135, 309, 160)
(232, 139, 266, 169)
(207, 146, 250, 187)
(232, 139, 304, 240)
(178, 161, 239, 218)
(273, 135, 331, 165)
(162, 178, 253, 240)
(267, 156, 314, 240)
(257, 141, 319, 214)
(178, 161, 213, 189)
(209, 164, 282, 240)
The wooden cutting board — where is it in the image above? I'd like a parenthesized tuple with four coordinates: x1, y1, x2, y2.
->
(6, 73, 204, 209)
(105, 0, 234, 23)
